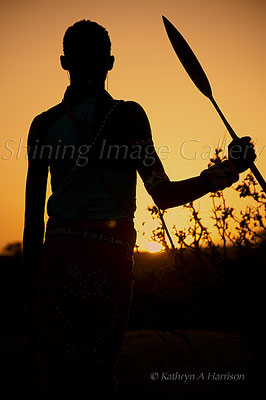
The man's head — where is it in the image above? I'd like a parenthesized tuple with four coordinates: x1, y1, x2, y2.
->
(61, 20, 114, 85)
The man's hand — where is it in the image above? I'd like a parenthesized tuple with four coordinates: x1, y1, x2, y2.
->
(200, 160, 239, 192)
(228, 136, 256, 173)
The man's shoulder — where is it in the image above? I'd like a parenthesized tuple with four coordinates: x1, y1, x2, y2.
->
(120, 100, 147, 114)
(31, 101, 66, 132)
(112, 99, 149, 126)
(121, 100, 151, 130)
(28, 101, 68, 144)
(108, 97, 151, 142)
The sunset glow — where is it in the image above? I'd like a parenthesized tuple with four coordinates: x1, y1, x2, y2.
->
(144, 241, 164, 254)
(0, 0, 265, 252)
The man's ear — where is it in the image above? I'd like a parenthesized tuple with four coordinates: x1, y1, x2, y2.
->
(60, 55, 69, 71)
(107, 55, 115, 71)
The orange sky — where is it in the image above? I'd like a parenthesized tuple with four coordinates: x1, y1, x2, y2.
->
(0, 0, 265, 252)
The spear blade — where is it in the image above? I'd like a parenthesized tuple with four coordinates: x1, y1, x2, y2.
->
(162, 15, 212, 99)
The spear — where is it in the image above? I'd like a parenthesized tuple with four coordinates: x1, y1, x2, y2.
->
(162, 15, 266, 192)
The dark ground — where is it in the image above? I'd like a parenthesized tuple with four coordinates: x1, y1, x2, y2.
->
(0, 328, 262, 399)
(0, 249, 265, 398)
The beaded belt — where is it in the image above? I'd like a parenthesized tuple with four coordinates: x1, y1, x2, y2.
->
(46, 226, 134, 250)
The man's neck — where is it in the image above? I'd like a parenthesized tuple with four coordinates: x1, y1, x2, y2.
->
(64, 80, 106, 106)
(70, 79, 105, 92)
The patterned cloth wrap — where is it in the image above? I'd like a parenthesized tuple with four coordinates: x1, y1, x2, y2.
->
(35, 218, 136, 399)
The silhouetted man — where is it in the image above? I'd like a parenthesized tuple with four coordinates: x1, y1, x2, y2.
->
(23, 19, 256, 399)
